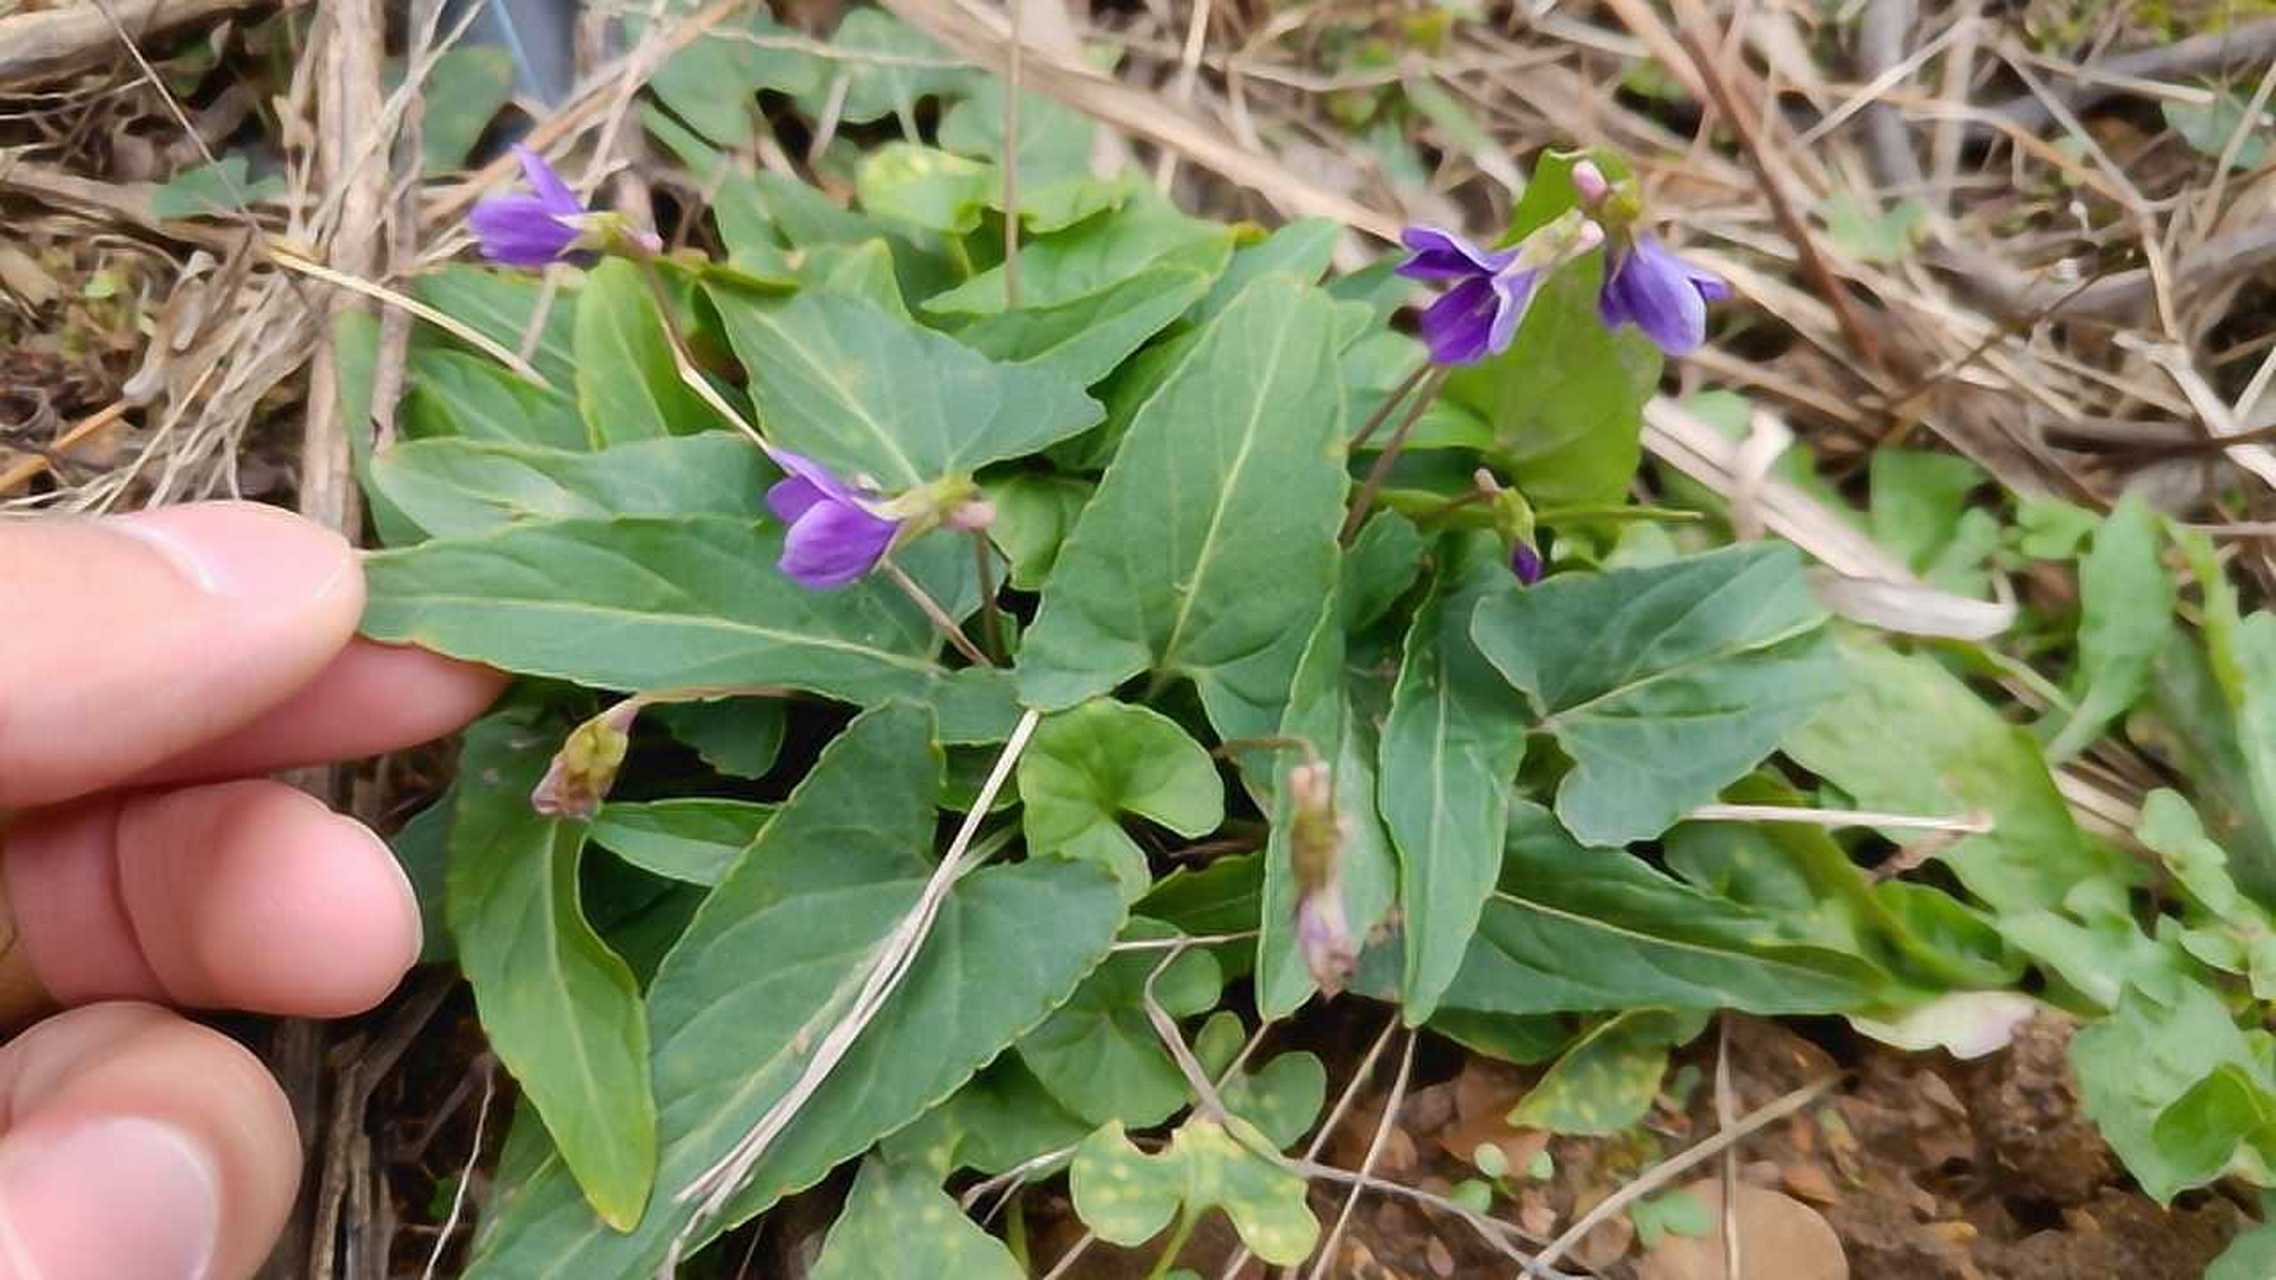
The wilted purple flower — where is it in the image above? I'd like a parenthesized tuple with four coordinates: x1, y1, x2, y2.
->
(1395, 227, 1544, 366)
(1285, 760, 1357, 996)
(766, 448, 902, 590)
(1509, 542, 1544, 585)
(1597, 235, 1731, 357)
(470, 146, 588, 267)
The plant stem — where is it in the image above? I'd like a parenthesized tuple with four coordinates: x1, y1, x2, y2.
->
(1348, 357, 1433, 453)
(1143, 1209, 1198, 1280)
(972, 529, 1007, 661)
(1002, 0, 1024, 308)
(879, 556, 994, 667)
(1340, 365, 1448, 544)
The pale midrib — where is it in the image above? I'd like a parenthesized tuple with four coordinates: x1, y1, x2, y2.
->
(1489, 889, 1850, 985)
(535, 827, 641, 1207)
(754, 311, 925, 488)
(374, 593, 944, 677)
(1535, 613, 1822, 733)
(1159, 318, 1304, 669)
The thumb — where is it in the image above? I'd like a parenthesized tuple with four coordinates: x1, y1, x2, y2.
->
(0, 502, 362, 808)
(0, 1002, 299, 1280)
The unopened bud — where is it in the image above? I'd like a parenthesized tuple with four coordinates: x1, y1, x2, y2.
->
(531, 699, 643, 819)
(1286, 761, 1344, 896)
(1510, 541, 1544, 586)
(1570, 159, 1610, 207)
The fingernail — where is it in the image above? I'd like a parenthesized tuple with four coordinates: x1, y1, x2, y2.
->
(0, 1116, 221, 1279)
(108, 502, 352, 603)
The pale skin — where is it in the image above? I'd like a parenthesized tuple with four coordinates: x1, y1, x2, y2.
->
(0, 502, 507, 1279)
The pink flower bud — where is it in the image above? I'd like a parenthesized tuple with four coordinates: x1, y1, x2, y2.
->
(944, 496, 997, 532)
(1571, 159, 1610, 207)
(530, 699, 643, 818)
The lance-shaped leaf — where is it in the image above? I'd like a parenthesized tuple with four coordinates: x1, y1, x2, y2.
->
(1379, 533, 1531, 1021)
(576, 258, 731, 444)
(2049, 495, 2175, 760)
(1428, 803, 1880, 1016)
(709, 287, 1102, 490)
(810, 1154, 1022, 1280)
(369, 434, 770, 538)
(402, 347, 585, 449)
(1254, 592, 1400, 1017)
(1070, 1119, 1318, 1266)
(1508, 1009, 1706, 1136)
(954, 265, 1213, 389)
(1473, 543, 1840, 846)
(1018, 699, 1225, 898)
(359, 516, 1008, 741)
(1017, 277, 1348, 745)
(447, 716, 655, 1228)
(589, 799, 776, 886)
(465, 705, 1126, 1276)
(923, 198, 1234, 315)
(412, 266, 576, 388)
(1017, 919, 1223, 1127)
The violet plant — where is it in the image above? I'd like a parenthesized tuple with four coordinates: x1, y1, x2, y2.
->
(351, 17, 2264, 1276)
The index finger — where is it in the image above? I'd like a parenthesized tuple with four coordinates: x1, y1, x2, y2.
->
(0, 503, 363, 808)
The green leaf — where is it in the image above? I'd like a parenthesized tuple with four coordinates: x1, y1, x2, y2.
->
(650, 697, 786, 779)
(1255, 593, 1401, 1016)
(1195, 219, 1339, 323)
(810, 1155, 1022, 1280)
(1017, 919, 1223, 1127)
(2138, 788, 2251, 924)
(465, 705, 1126, 1275)
(939, 79, 1097, 187)
(1379, 533, 1531, 1020)
(814, 8, 970, 125)
(1666, 775, 2017, 993)
(646, 12, 821, 146)
(856, 143, 994, 234)
(937, 1055, 1093, 1175)
(2074, 983, 2276, 1203)
(2049, 496, 2176, 759)
(575, 259, 730, 445)
(1817, 193, 1928, 263)
(2178, 532, 2276, 899)
(924, 199, 1235, 316)
(1427, 1010, 1571, 1065)
(1221, 1052, 1327, 1151)
(982, 472, 1092, 590)
(955, 266, 1213, 389)
(1428, 803, 1878, 1016)
(1017, 277, 1348, 745)
(1473, 544, 1840, 846)
(2015, 495, 2101, 560)
(711, 288, 1102, 490)
(2165, 94, 2272, 170)
(1509, 1010, 1703, 1136)
(1443, 265, 1661, 507)
(589, 798, 775, 886)
(402, 348, 585, 449)
(448, 716, 655, 1228)
(1631, 1189, 1715, 1249)
(1139, 851, 1263, 944)
(1344, 331, 1492, 453)
(149, 154, 284, 217)
(417, 46, 516, 173)
(360, 517, 1004, 741)
(2151, 1064, 2276, 1192)
(412, 267, 576, 389)
(369, 434, 769, 538)
(1019, 700, 1224, 898)
(1869, 449, 1994, 592)
(1070, 1119, 1319, 1266)
(1341, 511, 1427, 632)
(1786, 635, 2136, 914)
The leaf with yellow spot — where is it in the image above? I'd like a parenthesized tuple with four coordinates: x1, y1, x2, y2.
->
(810, 1154, 1021, 1279)
(1070, 1118, 1319, 1266)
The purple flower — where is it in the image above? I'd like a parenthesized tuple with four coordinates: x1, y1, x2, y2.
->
(470, 146, 587, 267)
(766, 449, 901, 589)
(1395, 226, 1544, 366)
(1597, 235, 1731, 356)
(1510, 542, 1544, 585)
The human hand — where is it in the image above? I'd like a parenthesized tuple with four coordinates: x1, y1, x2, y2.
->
(0, 502, 505, 1279)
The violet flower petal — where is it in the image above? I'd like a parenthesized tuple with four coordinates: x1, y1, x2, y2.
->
(1396, 225, 1517, 281)
(1417, 276, 1501, 365)
(766, 474, 831, 525)
(512, 144, 582, 216)
(1600, 236, 1714, 355)
(1510, 542, 1544, 585)
(1485, 266, 1542, 356)
(780, 501, 900, 589)
(468, 194, 580, 267)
